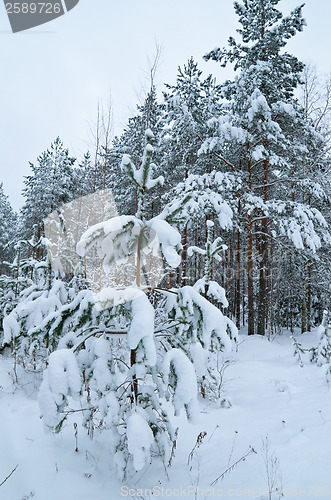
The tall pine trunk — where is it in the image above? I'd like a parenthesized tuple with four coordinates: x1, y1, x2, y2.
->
(257, 157, 269, 336)
(236, 227, 241, 329)
(247, 218, 254, 335)
(257, 221, 268, 335)
(247, 156, 254, 335)
(307, 262, 312, 331)
(180, 224, 188, 286)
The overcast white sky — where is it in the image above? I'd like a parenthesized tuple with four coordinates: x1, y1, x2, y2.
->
(1, 0, 330, 211)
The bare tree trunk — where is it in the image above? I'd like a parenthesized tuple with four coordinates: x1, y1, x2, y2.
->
(307, 262, 312, 331)
(247, 155, 254, 335)
(130, 349, 138, 403)
(257, 157, 269, 336)
(180, 224, 188, 286)
(242, 276, 245, 327)
(257, 222, 268, 336)
(301, 279, 307, 334)
(236, 228, 241, 329)
(267, 245, 273, 341)
(247, 219, 254, 335)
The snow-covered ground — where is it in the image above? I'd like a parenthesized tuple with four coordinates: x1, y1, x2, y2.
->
(1, 330, 330, 500)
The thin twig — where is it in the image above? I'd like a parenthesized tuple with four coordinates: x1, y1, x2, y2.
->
(227, 431, 238, 467)
(211, 447, 257, 486)
(188, 432, 207, 466)
(0, 465, 18, 487)
(168, 428, 179, 466)
(208, 425, 220, 442)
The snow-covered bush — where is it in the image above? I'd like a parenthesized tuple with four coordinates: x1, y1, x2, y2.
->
(39, 289, 198, 479)
(315, 311, 331, 366)
(310, 311, 331, 383)
(291, 335, 306, 368)
(0, 233, 78, 372)
(3, 278, 73, 372)
(0, 274, 19, 338)
(0, 238, 43, 342)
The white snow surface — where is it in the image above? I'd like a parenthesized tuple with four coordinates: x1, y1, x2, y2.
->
(1, 330, 331, 498)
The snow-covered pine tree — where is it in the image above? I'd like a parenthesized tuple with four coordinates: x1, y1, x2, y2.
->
(20, 138, 76, 250)
(73, 152, 95, 197)
(159, 170, 238, 272)
(38, 129, 198, 480)
(0, 184, 17, 341)
(158, 176, 238, 401)
(0, 183, 17, 275)
(162, 57, 222, 184)
(1, 233, 74, 372)
(0, 229, 46, 345)
(121, 128, 165, 222)
(202, 0, 329, 335)
(161, 58, 223, 283)
(3, 277, 73, 373)
(188, 220, 228, 306)
(164, 284, 237, 403)
(107, 87, 165, 218)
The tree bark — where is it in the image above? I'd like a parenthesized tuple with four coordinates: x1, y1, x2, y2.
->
(236, 228, 241, 329)
(257, 156, 269, 336)
(257, 221, 268, 335)
(247, 218, 254, 335)
(180, 224, 188, 286)
(307, 262, 312, 332)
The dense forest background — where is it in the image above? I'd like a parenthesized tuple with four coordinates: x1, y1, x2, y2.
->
(1, 39, 330, 338)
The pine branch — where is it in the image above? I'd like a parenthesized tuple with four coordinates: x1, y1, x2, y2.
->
(73, 330, 127, 352)
(195, 131, 236, 172)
